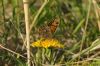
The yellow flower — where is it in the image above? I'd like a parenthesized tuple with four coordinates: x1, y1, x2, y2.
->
(31, 38, 43, 47)
(31, 38, 64, 48)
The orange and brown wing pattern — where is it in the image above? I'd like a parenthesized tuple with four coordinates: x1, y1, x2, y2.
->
(48, 18, 60, 33)
(38, 18, 60, 38)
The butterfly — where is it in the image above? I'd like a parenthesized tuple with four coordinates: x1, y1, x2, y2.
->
(37, 18, 60, 38)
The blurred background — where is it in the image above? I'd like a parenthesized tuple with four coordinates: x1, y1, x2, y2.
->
(0, 0, 100, 66)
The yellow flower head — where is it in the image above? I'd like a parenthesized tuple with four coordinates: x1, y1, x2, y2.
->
(31, 38, 64, 48)
(31, 38, 43, 47)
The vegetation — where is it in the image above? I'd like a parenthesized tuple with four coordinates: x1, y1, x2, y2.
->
(0, 0, 100, 66)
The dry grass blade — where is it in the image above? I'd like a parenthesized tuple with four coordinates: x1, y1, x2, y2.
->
(23, 0, 30, 66)
(0, 44, 26, 58)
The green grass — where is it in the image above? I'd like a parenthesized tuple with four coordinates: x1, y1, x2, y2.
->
(0, 0, 100, 66)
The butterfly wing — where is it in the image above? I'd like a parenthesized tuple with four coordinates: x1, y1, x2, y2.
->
(48, 18, 60, 33)
(38, 18, 60, 38)
(38, 24, 52, 38)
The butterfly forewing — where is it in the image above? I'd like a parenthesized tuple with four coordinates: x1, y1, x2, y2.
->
(48, 18, 60, 33)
